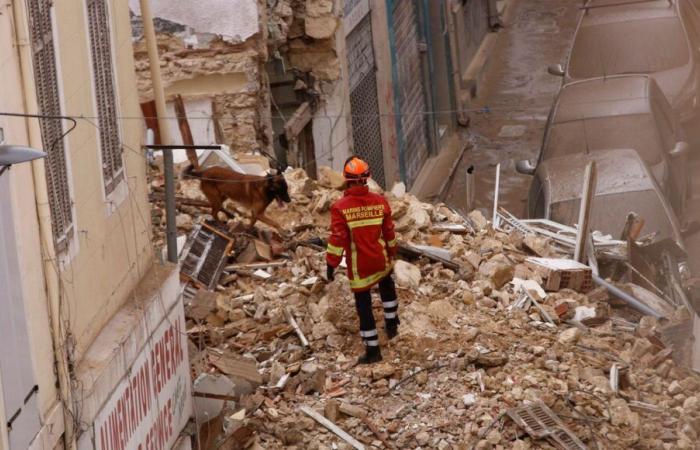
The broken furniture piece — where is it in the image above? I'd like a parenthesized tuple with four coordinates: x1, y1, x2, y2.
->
(180, 222, 235, 290)
(509, 217, 627, 257)
(507, 401, 588, 450)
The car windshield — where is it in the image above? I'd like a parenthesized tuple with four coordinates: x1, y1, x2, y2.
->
(545, 114, 664, 165)
(569, 18, 689, 78)
(550, 190, 676, 242)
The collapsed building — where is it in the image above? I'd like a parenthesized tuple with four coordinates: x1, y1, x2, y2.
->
(146, 163, 700, 449)
(131, 0, 499, 194)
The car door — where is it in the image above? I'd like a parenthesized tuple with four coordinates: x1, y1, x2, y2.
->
(527, 172, 547, 219)
(681, 0, 700, 48)
(652, 93, 690, 217)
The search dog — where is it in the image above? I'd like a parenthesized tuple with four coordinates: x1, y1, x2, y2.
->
(183, 165, 291, 231)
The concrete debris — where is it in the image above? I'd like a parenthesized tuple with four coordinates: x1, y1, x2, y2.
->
(468, 209, 489, 231)
(393, 260, 421, 289)
(479, 259, 514, 289)
(151, 166, 699, 449)
(338, 402, 367, 419)
(317, 165, 346, 189)
(462, 393, 478, 407)
(391, 182, 406, 198)
(557, 327, 582, 345)
(193, 373, 237, 424)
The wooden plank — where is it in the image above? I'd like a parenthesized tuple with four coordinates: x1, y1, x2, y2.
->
(173, 94, 200, 169)
(574, 162, 596, 263)
(149, 191, 211, 207)
(207, 349, 262, 384)
(285, 307, 310, 348)
(492, 163, 501, 227)
(193, 391, 237, 402)
(299, 406, 366, 450)
(225, 261, 287, 271)
(284, 102, 312, 141)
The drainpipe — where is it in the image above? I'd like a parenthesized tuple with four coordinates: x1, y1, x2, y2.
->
(139, 0, 177, 263)
(10, 1, 76, 448)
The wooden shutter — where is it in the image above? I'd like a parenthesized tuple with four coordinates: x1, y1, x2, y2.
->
(26, 0, 74, 251)
(86, 0, 123, 194)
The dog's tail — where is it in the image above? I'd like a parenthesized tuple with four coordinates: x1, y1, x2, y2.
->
(183, 164, 202, 180)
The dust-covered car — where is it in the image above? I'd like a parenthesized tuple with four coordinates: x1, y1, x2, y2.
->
(525, 148, 685, 249)
(516, 75, 691, 215)
(550, 0, 700, 130)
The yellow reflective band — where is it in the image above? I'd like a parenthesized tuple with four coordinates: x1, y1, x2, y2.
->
(378, 237, 388, 265)
(387, 238, 397, 247)
(347, 217, 383, 229)
(327, 243, 344, 256)
(351, 241, 359, 281)
(349, 266, 392, 290)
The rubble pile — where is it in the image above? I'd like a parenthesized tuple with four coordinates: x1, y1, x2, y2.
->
(151, 166, 700, 449)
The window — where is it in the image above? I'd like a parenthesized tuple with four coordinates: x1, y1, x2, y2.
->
(26, 0, 74, 251)
(569, 18, 690, 78)
(86, 0, 123, 195)
(546, 115, 664, 165)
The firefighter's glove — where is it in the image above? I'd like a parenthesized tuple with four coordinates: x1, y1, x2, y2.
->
(326, 264, 335, 282)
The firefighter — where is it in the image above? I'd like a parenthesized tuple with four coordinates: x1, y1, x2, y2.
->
(326, 156, 400, 364)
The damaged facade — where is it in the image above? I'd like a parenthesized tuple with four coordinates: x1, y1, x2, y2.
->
(130, 0, 498, 192)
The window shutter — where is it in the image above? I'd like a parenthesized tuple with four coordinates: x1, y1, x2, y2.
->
(26, 0, 74, 251)
(86, 0, 123, 194)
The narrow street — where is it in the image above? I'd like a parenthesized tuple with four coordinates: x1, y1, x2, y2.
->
(445, 0, 700, 278)
(445, 0, 580, 216)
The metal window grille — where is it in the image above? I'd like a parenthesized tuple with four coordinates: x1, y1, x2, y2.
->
(26, 0, 74, 251)
(86, 0, 123, 194)
(507, 402, 588, 450)
(347, 14, 386, 188)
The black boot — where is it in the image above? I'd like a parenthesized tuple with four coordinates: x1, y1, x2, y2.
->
(386, 317, 400, 340)
(358, 345, 382, 364)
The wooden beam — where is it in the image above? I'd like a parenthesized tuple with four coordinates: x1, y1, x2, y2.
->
(574, 162, 597, 263)
(299, 406, 366, 450)
(285, 306, 310, 348)
(284, 102, 312, 141)
(492, 163, 501, 227)
(173, 94, 200, 169)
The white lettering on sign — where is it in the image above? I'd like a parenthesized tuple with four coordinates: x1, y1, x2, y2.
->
(343, 0, 370, 36)
(94, 302, 192, 450)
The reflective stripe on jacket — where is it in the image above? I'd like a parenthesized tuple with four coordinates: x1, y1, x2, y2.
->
(326, 185, 397, 292)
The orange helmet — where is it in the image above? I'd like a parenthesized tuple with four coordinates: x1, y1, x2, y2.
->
(343, 156, 370, 182)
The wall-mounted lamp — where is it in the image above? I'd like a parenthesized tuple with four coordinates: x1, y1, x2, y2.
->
(0, 145, 46, 178)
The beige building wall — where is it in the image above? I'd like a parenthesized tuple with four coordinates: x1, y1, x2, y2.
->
(0, 2, 61, 448)
(1, 0, 155, 447)
(47, 0, 152, 361)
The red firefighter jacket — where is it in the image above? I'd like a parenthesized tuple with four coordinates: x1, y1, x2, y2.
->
(326, 185, 397, 292)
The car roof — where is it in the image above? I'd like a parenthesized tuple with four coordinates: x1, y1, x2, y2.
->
(538, 148, 655, 203)
(554, 75, 654, 123)
(580, 1, 679, 26)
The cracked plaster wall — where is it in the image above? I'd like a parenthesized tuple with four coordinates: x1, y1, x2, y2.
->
(132, 0, 343, 158)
